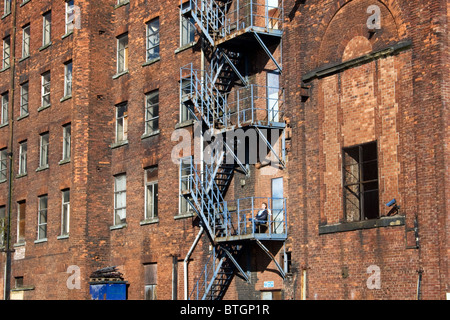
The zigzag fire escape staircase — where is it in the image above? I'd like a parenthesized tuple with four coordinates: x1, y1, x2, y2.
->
(180, 0, 287, 300)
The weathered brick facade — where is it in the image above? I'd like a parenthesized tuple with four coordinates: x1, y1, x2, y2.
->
(0, 0, 448, 300)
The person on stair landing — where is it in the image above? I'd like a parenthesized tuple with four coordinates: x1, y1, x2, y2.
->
(249, 202, 270, 233)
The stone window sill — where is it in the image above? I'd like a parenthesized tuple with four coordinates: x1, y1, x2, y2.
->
(174, 212, 195, 220)
(38, 105, 51, 112)
(110, 140, 128, 149)
(39, 42, 52, 52)
(141, 130, 160, 140)
(113, 70, 129, 79)
(140, 217, 159, 226)
(175, 41, 197, 54)
(110, 223, 127, 231)
(36, 165, 49, 172)
(17, 113, 29, 121)
(142, 57, 160, 67)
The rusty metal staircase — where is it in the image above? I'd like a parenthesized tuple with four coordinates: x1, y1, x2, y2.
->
(180, 0, 286, 300)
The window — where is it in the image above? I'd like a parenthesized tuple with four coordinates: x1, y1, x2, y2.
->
(0, 148, 7, 181)
(145, 91, 159, 134)
(179, 157, 193, 214)
(115, 103, 128, 142)
(64, 61, 73, 97)
(17, 201, 26, 243)
(42, 11, 51, 46)
(20, 82, 29, 116)
(145, 167, 158, 220)
(180, 3, 195, 46)
(18, 140, 27, 175)
(39, 132, 49, 168)
(1, 92, 8, 125)
(22, 24, 30, 58)
(116, 33, 128, 73)
(41, 72, 51, 108)
(61, 189, 70, 236)
(180, 78, 194, 122)
(343, 141, 379, 222)
(37, 195, 48, 240)
(2, 36, 10, 69)
(62, 124, 71, 161)
(114, 174, 126, 225)
(146, 18, 160, 61)
(65, 0, 75, 34)
(14, 277, 24, 289)
(144, 263, 157, 300)
(4, 0, 11, 15)
(0, 205, 5, 247)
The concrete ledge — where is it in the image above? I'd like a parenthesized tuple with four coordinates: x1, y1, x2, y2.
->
(302, 40, 412, 83)
(318, 215, 405, 235)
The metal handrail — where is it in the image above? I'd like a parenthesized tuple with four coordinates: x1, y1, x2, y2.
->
(222, 196, 287, 237)
(220, 0, 284, 38)
(226, 84, 285, 127)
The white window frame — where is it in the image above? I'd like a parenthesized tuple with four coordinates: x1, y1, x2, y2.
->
(65, 0, 75, 34)
(64, 61, 73, 97)
(22, 24, 30, 58)
(42, 11, 51, 46)
(61, 189, 70, 236)
(62, 123, 71, 161)
(146, 18, 160, 61)
(114, 174, 127, 226)
(41, 72, 51, 107)
(115, 102, 128, 142)
(18, 140, 27, 175)
(39, 132, 49, 168)
(37, 195, 48, 240)
(4, 0, 11, 15)
(2, 36, 10, 69)
(0, 148, 7, 181)
(180, 3, 195, 47)
(116, 33, 128, 73)
(1, 92, 8, 125)
(20, 82, 29, 116)
(145, 91, 159, 134)
(179, 156, 193, 214)
(17, 201, 26, 243)
(145, 167, 158, 220)
(0, 206, 5, 247)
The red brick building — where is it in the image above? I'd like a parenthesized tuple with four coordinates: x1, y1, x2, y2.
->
(0, 0, 448, 300)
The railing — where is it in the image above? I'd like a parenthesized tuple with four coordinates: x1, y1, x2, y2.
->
(180, 156, 229, 238)
(182, 0, 226, 45)
(221, 196, 287, 238)
(219, 0, 284, 38)
(189, 246, 223, 300)
(227, 84, 285, 127)
(180, 64, 229, 128)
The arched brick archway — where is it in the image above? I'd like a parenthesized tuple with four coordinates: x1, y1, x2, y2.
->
(313, 0, 408, 67)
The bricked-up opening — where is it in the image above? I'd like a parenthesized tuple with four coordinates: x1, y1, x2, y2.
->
(343, 141, 379, 222)
(144, 263, 157, 300)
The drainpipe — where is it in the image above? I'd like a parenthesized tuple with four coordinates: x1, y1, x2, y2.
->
(184, 227, 203, 300)
(3, 0, 17, 301)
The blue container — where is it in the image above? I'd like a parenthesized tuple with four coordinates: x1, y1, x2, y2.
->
(89, 282, 128, 300)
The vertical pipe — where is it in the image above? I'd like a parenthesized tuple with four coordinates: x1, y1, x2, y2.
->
(172, 256, 178, 300)
(4, 0, 17, 301)
(183, 226, 204, 300)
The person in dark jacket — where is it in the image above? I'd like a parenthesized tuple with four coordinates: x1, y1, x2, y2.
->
(249, 202, 270, 233)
